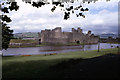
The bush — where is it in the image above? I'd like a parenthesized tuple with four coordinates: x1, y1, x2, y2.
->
(76, 41, 80, 44)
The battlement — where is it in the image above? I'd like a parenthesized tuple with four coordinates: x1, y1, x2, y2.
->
(72, 27, 82, 33)
(52, 27, 62, 32)
(87, 30, 92, 36)
(40, 27, 99, 44)
(77, 27, 82, 33)
(45, 29, 51, 31)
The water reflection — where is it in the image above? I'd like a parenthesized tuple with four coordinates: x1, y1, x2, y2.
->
(39, 46, 83, 52)
(2, 43, 119, 56)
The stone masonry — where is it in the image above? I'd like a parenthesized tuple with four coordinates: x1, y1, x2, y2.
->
(39, 27, 99, 44)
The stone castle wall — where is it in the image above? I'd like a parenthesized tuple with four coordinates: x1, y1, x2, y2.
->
(39, 27, 99, 44)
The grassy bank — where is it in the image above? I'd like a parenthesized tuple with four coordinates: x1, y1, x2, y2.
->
(2, 48, 119, 79)
(10, 39, 37, 43)
(3, 48, 119, 63)
(9, 39, 98, 48)
(9, 44, 44, 48)
(9, 39, 44, 48)
(66, 42, 98, 46)
(104, 42, 120, 44)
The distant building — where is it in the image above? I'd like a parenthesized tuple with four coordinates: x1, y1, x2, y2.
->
(100, 34, 117, 39)
(39, 27, 99, 44)
(100, 34, 119, 43)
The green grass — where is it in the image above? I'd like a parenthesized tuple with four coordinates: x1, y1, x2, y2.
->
(9, 44, 44, 48)
(9, 39, 44, 48)
(3, 48, 119, 63)
(2, 48, 119, 78)
(65, 42, 97, 46)
(10, 39, 37, 43)
(105, 42, 120, 44)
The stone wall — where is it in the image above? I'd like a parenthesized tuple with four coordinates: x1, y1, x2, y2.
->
(40, 27, 99, 44)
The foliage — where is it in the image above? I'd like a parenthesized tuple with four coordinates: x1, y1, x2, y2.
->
(1, 1, 19, 50)
(23, 0, 110, 20)
(76, 40, 80, 44)
(2, 24, 13, 50)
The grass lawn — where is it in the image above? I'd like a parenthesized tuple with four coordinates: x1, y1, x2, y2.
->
(2, 48, 120, 79)
(10, 39, 37, 43)
(9, 39, 44, 48)
(105, 42, 120, 44)
(9, 44, 44, 48)
(65, 42, 97, 46)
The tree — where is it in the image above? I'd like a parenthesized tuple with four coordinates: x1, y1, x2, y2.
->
(0, 1, 19, 50)
(2, 24, 13, 50)
(76, 40, 80, 44)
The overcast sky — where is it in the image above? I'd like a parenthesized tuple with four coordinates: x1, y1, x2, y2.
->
(7, 0, 119, 34)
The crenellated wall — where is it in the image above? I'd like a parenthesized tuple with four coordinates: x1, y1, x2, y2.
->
(40, 27, 99, 44)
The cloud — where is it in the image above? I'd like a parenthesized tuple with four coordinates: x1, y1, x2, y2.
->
(7, 0, 118, 34)
(85, 0, 119, 9)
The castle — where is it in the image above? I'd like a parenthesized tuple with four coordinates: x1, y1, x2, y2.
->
(39, 27, 99, 44)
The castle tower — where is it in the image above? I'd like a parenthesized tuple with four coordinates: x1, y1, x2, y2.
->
(77, 27, 82, 33)
(52, 27, 62, 32)
(72, 28, 77, 33)
(52, 27, 62, 38)
(87, 30, 92, 36)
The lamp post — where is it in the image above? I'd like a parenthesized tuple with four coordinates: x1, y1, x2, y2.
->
(98, 37, 100, 52)
(83, 39, 85, 51)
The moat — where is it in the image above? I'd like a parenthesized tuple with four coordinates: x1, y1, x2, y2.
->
(2, 43, 119, 56)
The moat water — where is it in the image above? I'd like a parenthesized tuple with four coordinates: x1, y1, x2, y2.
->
(2, 43, 119, 56)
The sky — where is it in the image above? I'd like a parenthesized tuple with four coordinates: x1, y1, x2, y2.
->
(6, 0, 119, 34)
